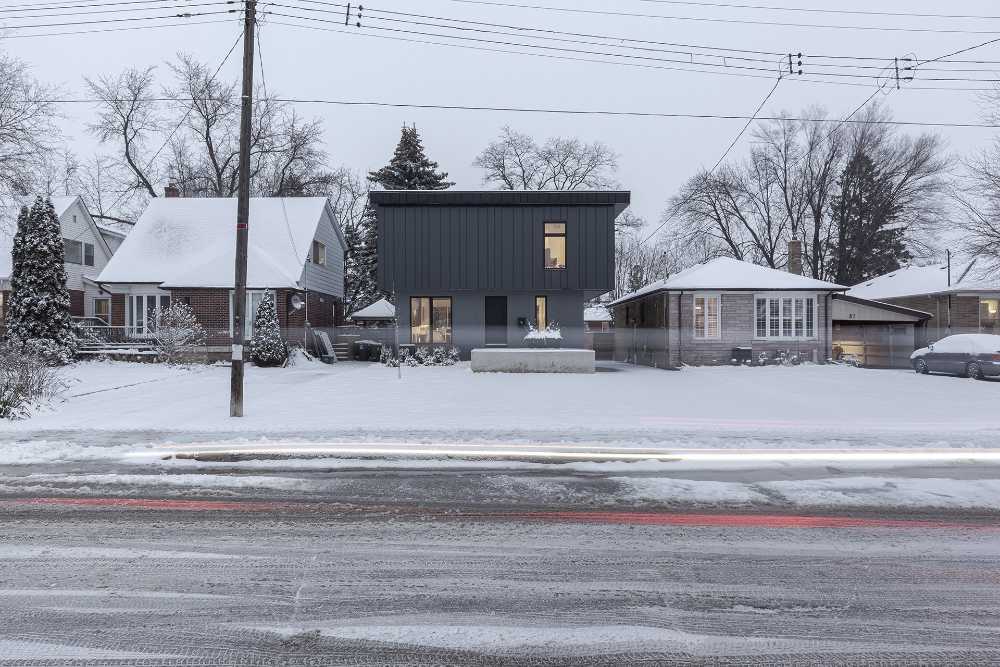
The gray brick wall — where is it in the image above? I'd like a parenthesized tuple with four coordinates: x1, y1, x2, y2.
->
(617, 291, 833, 368)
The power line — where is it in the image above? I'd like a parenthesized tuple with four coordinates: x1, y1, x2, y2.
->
(629, 0, 1000, 22)
(1, 1, 230, 20)
(268, 6, 1000, 83)
(0, 8, 234, 30)
(639, 74, 784, 247)
(18, 94, 1000, 127)
(0, 17, 233, 39)
(437, 0, 1000, 35)
(267, 17, 999, 92)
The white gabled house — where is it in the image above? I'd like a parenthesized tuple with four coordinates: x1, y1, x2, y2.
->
(93, 196, 348, 353)
(0, 196, 119, 322)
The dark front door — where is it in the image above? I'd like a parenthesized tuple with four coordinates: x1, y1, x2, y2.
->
(484, 296, 508, 346)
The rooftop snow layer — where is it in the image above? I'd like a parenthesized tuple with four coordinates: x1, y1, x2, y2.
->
(97, 197, 331, 289)
(350, 298, 396, 320)
(611, 257, 844, 305)
(847, 260, 1000, 300)
(584, 305, 612, 322)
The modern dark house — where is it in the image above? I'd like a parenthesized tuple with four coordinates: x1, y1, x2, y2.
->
(372, 190, 629, 355)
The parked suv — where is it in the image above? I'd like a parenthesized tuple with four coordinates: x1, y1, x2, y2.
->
(911, 334, 1000, 380)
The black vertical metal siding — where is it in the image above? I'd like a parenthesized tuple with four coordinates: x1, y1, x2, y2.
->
(378, 204, 616, 292)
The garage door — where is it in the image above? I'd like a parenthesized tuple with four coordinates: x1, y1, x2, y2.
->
(833, 324, 915, 368)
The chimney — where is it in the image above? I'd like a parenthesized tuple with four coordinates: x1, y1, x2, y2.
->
(787, 238, 802, 275)
(164, 183, 180, 198)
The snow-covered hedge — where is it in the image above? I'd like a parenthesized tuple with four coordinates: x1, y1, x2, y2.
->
(381, 345, 460, 367)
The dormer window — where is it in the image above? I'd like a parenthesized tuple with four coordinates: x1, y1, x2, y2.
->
(543, 223, 566, 270)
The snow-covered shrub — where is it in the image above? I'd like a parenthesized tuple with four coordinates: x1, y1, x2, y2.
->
(402, 348, 420, 367)
(523, 322, 562, 349)
(152, 302, 206, 364)
(249, 291, 288, 367)
(5, 198, 78, 364)
(446, 346, 461, 365)
(431, 346, 447, 365)
(415, 346, 432, 365)
(381, 344, 398, 367)
(0, 343, 66, 419)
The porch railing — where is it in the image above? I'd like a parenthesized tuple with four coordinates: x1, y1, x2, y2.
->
(77, 325, 153, 346)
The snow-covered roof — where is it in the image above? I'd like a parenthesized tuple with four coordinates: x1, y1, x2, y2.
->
(584, 305, 612, 322)
(350, 298, 396, 320)
(96, 221, 130, 238)
(611, 257, 845, 305)
(847, 259, 1000, 300)
(97, 197, 336, 289)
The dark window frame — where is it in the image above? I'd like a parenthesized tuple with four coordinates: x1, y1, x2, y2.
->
(410, 296, 453, 345)
(84, 242, 94, 267)
(311, 240, 327, 266)
(64, 238, 83, 264)
(543, 222, 567, 270)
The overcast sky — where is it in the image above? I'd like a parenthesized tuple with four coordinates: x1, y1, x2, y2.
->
(5, 0, 1000, 248)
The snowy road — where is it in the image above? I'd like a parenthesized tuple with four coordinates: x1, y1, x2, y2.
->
(2, 499, 1000, 665)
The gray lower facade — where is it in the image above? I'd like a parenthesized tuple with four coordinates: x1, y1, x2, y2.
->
(397, 290, 587, 356)
(613, 291, 836, 368)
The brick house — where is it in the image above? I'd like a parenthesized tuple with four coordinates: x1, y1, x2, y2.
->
(610, 255, 845, 368)
(0, 196, 119, 321)
(846, 258, 1000, 348)
(94, 197, 346, 354)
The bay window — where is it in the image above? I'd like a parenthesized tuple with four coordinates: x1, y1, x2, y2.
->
(693, 294, 720, 339)
(754, 295, 816, 339)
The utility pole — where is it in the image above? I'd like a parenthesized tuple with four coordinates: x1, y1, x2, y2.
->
(230, 0, 257, 417)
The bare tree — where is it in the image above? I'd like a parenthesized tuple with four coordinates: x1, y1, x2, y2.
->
(663, 104, 949, 280)
(0, 53, 60, 209)
(86, 54, 334, 221)
(956, 136, 1000, 276)
(85, 66, 161, 199)
(475, 126, 619, 191)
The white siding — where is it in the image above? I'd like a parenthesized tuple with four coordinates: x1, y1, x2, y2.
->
(300, 208, 345, 299)
(58, 199, 116, 318)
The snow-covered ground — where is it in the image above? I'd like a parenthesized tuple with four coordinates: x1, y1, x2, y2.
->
(3, 358, 998, 442)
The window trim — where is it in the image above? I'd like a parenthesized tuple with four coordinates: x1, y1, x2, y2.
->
(127, 293, 171, 337)
(311, 240, 327, 267)
(409, 296, 453, 345)
(84, 242, 95, 267)
(64, 238, 83, 265)
(543, 222, 567, 271)
(753, 293, 818, 341)
(692, 292, 722, 340)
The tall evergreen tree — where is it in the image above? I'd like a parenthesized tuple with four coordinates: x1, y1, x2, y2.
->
(346, 126, 453, 312)
(248, 291, 287, 366)
(344, 207, 380, 314)
(827, 150, 909, 285)
(6, 197, 77, 363)
(368, 126, 454, 191)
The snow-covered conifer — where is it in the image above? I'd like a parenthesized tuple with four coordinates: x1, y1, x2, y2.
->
(6, 197, 77, 364)
(248, 291, 287, 366)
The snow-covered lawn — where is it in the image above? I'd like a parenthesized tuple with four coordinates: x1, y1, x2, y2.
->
(2, 359, 998, 442)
